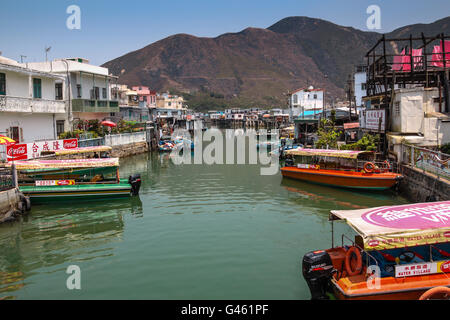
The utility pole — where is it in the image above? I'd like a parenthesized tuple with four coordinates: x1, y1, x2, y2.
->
(45, 46, 51, 62)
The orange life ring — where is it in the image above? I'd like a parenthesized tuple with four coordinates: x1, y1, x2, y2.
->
(363, 162, 375, 173)
(419, 286, 450, 300)
(345, 246, 363, 276)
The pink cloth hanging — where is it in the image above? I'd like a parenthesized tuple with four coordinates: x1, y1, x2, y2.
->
(432, 45, 444, 67)
(402, 49, 411, 72)
(392, 48, 405, 71)
(412, 48, 423, 69)
(441, 40, 450, 66)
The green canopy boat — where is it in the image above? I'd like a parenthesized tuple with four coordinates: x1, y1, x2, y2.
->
(10, 158, 141, 203)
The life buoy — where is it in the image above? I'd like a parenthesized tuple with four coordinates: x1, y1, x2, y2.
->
(363, 162, 375, 173)
(419, 286, 450, 300)
(345, 246, 363, 276)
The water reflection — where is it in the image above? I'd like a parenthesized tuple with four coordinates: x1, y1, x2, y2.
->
(0, 198, 142, 298)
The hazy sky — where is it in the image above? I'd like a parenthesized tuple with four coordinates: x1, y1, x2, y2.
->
(1, 0, 449, 65)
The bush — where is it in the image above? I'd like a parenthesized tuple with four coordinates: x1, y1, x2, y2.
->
(341, 134, 380, 151)
(440, 143, 450, 155)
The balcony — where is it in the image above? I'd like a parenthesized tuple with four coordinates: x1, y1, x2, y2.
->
(0, 95, 66, 113)
(72, 99, 120, 113)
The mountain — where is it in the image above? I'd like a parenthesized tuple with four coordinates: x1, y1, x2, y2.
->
(102, 16, 450, 109)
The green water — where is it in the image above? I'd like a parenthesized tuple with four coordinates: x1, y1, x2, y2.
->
(0, 151, 409, 299)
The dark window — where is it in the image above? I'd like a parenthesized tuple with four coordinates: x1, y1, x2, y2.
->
(33, 78, 42, 98)
(313, 94, 317, 99)
(361, 83, 367, 90)
(102, 88, 107, 99)
(95, 87, 99, 99)
(77, 84, 82, 98)
(55, 83, 63, 100)
(0, 73, 5, 95)
(9, 126, 20, 142)
(143, 96, 147, 102)
(56, 120, 65, 136)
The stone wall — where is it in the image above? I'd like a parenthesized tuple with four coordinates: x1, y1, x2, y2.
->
(110, 141, 149, 158)
(398, 164, 450, 202)
(0, 188, 21, 223)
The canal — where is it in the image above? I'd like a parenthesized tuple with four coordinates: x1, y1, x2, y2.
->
(0, 150, 409, 299)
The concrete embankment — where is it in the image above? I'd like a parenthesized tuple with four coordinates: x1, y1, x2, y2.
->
(0, 188, 27, 223)
(110, 141, 149, 158)
(398, 164, 450, 202)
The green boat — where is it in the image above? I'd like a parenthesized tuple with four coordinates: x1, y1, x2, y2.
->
(11, 158, 141, 203)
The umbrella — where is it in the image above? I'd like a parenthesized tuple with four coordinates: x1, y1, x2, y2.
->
(100, 120, 117, 127)
(0, 135, 16, 145)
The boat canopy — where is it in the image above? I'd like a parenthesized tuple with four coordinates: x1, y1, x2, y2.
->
(330, 201, 450, 251)
(12, 158, 120, 170)
(285, 148, 373, 159)
(52, 146, 112, 156)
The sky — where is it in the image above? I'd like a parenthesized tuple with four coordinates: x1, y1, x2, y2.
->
(0, 0, 449, 66)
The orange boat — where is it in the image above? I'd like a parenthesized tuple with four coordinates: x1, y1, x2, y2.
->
(280, 148, 402, 190)
(302, 201, 450, 300)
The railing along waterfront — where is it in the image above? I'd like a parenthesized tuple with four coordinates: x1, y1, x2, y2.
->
(400, 143, 450, 179)
(78, 131, 147, 147)
(104, 132, 146, 146)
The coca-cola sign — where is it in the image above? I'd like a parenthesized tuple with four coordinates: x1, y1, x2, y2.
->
(6, 139, 79, 161)
(6, 144, 28, 160)
(63, 139, 78, 149)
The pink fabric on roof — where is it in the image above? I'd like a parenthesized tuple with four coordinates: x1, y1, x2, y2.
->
(402, 50, 411, 72)
(441, 40, 450, 67)
(412, 49, 423, 69)
(392, 48, 404, 71)
(432, 45, 444, 67)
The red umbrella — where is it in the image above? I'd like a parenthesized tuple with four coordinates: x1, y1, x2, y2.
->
(101, 120, 117, 127)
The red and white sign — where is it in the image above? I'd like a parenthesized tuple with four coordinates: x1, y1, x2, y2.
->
(7, 139, 78, 161)
(395, 260, 450, 278)
(35, 180, 76, 186)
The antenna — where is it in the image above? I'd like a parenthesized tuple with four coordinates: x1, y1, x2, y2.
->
(45, 46, 51, 62)
(20, 55, 27, 63)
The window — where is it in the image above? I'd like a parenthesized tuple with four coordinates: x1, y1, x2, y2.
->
(0, 73, 5, 95)
(56, 120, 65, 136)
(293, 94, 298, 104)
(33, 78, 42, 98)
(90, 87, 99, 100)
(102, 88, 107, 99)
(143, 96, 147, 102)
(77, 84, 82, 98)
(313, 94, 317, 99)
(8, 126, 21, 142)
(55, 83, 63, 100)
(361, 83, 367, 90)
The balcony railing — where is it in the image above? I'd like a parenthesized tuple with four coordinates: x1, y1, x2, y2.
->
(0, 95, 66, 113)
(72, 99, 119, 113)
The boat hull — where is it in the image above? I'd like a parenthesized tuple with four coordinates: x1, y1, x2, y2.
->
(331, 274, 450, 300)
(19, 183, 132, 203)
(280, 167, 402, 190)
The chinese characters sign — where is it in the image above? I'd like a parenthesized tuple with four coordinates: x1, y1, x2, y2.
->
(360, 109, 385, 131)
(395, 260, 450, 278)
(7, 139, 78, 161)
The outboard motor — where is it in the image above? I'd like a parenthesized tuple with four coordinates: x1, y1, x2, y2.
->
(302, 250, 334, 300)
(128, 174, 142, 196)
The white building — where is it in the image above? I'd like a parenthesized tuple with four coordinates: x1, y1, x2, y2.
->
(24, 58, 119, 128)
(353, 65, 367, 113)
(289, 86, 324, 120)
(0, 56, 66, 143)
